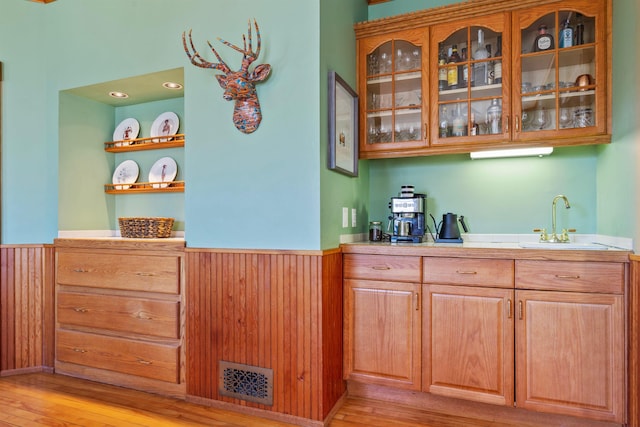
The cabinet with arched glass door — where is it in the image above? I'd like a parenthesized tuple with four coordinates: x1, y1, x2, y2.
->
(357, 28, 429, 158)
(430, 13, 510, 148)
(512, 0, 608, 142)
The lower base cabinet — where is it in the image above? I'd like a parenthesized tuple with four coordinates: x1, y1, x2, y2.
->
(344, 279, 421, 390)
(423, 284, 514, 406)
(516, 289, 625, 422)
(344, 252, 628, 424)
(54, 239, 186, 397)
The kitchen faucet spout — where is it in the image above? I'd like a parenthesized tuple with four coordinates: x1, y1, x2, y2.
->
(550, 195, 570, 242)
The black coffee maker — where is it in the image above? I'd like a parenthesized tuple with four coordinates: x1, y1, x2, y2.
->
(432, 213, 468, 243)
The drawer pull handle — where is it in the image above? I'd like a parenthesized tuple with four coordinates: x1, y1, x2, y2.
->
(136, 312, 153, 320)
(137, 359, 153, 365)
(555, 274, 580, 279)
(136, 272, 155, 277)
(73, 348, 87, 353)
(73, 307, 88, 313)
(371, 266, 391, 270)
(456, 270, 477, 275)
(507, 299, 512, 319)
(73, 268, 88, 273)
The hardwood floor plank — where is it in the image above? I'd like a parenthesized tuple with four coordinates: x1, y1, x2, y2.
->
(0, 373, 622, 427)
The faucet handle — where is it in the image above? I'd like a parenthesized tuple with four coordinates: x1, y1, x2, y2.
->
(559, 228, 576, 242)
(534, 228, 548, 241)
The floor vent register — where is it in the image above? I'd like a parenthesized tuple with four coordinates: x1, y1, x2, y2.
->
(218, 360, 274, 406)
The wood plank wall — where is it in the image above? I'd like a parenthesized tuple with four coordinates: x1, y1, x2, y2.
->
(0, 245, 55, 375)
(186, 249, 345, 422)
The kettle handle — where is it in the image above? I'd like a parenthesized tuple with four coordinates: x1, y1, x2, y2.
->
(430, 213, 441, 236)
(459, 215, 469, 232)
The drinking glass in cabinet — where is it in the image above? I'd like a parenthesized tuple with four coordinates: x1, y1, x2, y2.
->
(395, 40, 421, 72)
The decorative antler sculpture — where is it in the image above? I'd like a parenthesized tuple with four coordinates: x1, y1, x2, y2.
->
(183, 20, 271, 134)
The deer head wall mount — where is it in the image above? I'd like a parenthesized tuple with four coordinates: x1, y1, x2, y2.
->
(183, 20, 271, 134)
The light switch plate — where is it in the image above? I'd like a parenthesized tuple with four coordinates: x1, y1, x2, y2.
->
(351, 208, 357, 227)
(342, 207, 349, 228)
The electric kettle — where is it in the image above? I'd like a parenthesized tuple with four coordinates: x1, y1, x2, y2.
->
(432, 213, 468, 243)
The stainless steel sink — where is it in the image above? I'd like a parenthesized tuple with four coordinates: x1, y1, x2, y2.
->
(518, 242, 608, 250)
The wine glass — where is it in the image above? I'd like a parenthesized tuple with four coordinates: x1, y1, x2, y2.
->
(412, 49, 421, 69)
(532, 108, 549, 130)
(559, 108, 573, 129)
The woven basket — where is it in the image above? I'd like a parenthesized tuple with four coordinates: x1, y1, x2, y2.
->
(118, 217, 174, 238)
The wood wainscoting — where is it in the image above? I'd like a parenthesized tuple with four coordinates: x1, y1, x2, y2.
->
(0, 244, 55, 375)
(186, 248, 345, 426)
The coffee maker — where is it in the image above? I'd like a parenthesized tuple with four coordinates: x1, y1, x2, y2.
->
(388, 193, 426, 243)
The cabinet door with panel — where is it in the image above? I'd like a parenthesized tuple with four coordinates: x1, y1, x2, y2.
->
(512, 0, 609, 142)
(358, 28, 429, 157)
(344, 278, 421, 390)
(515, 259, 625, 423)
(343, 254, 422, 390)
(424, 284, 514, 406)
(422, 257, 515, 406)
(515, 289, 624, 423)
(431, 12, 511, 148)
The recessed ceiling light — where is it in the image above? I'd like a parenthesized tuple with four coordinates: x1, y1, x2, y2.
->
(109, 91, 129, 99)
(162, 81, 183, 90)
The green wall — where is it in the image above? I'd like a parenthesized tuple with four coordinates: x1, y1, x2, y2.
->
(2, 0, 363, 249)
(2, 0, 638, 250)
(320, 0, 369, 248)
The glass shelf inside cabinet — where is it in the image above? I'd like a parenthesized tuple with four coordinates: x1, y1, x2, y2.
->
(366, 39, 423, 145)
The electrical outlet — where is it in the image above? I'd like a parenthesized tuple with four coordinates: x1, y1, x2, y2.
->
(351, 208, 357, 227)
(342, 207, 349, 228)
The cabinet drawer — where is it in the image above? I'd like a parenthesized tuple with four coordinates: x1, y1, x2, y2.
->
(344, 254, 421, 282)
(515, 260, 625, 294)
(57, 251, 180, 294)
(424, 257, 514, 288)
(57, 292, 180, 339)
(56, 329, 179, 383)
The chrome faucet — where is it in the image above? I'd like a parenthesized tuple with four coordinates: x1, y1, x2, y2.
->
(535, 194, 575, 243)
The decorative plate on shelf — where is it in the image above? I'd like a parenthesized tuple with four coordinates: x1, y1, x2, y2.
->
(112, 159, 139, 190)
(150, 112, 179, 142)
(113, 118, 140, 146)
(148, 156, 178, 189)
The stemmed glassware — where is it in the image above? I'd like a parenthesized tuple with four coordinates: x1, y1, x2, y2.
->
(532, 108, 549, 130)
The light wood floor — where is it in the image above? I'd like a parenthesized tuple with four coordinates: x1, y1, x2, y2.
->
(0, 373, 618, 427)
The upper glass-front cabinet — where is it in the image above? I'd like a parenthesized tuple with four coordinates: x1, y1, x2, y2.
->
(431, 13, 510, 146)
(358, 29, 429, 156)
(513, 1, 607, 140)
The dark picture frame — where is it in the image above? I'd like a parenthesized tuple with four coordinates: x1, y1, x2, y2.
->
(328, 70, 358, 177)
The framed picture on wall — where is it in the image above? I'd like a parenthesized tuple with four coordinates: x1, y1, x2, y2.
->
(328, 70, 358, 177)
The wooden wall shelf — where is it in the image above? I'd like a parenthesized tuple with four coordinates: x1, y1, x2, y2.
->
(105, 134, 185, 152)
(104, 181, 184, 194)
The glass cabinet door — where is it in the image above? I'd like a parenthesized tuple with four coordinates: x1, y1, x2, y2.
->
(431, 14, 508, 145)
(362, 31, 428, 152)
(515, 2, 605, 139)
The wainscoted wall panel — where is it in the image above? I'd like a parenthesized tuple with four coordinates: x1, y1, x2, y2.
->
(0, 245, 55, 375)
(186, 249, 344, 422)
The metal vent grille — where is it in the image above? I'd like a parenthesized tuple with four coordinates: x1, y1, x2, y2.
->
(219, 361, 273, 406)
